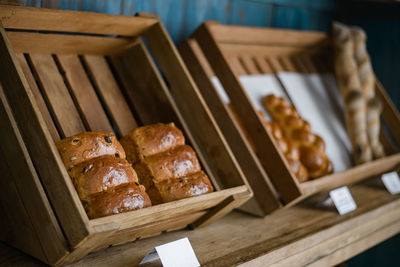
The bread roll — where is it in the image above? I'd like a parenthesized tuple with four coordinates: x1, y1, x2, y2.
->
(57, 132, 151, 219)
(134, 145, 201, 184)
(121, 123, 213, 204)
(154, 171, 213, 203)
(85, 183, 151, 219)
(119, 123, 185, 164)
(68, 156, 138, 200)
(56, 132, 125, 169)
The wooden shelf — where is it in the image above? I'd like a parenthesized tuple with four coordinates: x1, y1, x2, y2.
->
(1, 179, 399, 266)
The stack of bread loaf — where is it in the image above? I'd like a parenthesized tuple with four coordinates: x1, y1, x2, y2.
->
(56, 132, 151, 219)
(263, 94, 333, 181)
(120, 123, 213, 205)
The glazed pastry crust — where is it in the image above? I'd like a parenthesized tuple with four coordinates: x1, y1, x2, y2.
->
(121, 123, 213, 204)
(85, 183, 151, 219)
(119, 123, 185, 164)
(56, 132, 125, 169)
(68, 156, 138, 200)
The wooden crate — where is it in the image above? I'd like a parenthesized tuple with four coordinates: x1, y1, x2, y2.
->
(179, 21, 400, 213)
(0, 8, 252, 266)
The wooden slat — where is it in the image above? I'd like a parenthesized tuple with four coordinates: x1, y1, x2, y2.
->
(28, 54, 85, 137)
(7, 31, 136, 55)
(375, 81, 400, 146)
(254, 56, 274, 74)
(226, 56, 248, 76)
(0, 6, 158, 36)
(300, 55, 318, 73)
(57, 224, 119, 266)
(90, 186, 248, 231)
(240, 55, 260, 75)
(267, 57, 285, 72)
(220, 43, 323, 57)
(18, 182, 398, 267)
(0, 83, 68, 265)
(291, 56, 310, 73)
(194, 23, 302, 204)
(0, 25, 89, 248)
(301, 153, 400, 196)
(83, 55, 137, 137)
(15, 53, 60, 141)
(109, 40, 220, 190)
(143, 21, 249, 194)
(209, 23, 329, 47)
(57, 55, 113, 133)
(179, 39, 281, 215)
(280, 57, 298, 72)
(0, 149, 47, 263)
(109, 42, 181, 127)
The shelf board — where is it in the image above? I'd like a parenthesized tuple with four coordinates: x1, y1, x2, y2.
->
(0, 178, 399, 266)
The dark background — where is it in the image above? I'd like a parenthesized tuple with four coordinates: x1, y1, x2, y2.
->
(20, 0, 400, 266)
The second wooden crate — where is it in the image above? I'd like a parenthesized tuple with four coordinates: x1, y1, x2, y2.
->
(179, 22, 400, 214)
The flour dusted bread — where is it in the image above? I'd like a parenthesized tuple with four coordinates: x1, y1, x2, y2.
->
(85, 183, 151, 219)
(134, 145, 201, 184)
(68, 157, 138, 200)
(56, 132, 151, 219)
(121, 123, 213, 204)
(56, 132, 125, 170)
(119, 123, 185, 164)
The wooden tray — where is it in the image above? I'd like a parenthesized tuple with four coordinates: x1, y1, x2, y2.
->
(179, 21, 400, 214)
(0, 8, 252, 266)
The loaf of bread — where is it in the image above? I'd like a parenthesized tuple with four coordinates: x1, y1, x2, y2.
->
(332, 22, 373, 164)
(121, 123, 213, 204)
(85, 182, 151, 219)
(57, 132, 151, 219)
(263, 94, 333, 179)
(68, 156, 138, 200)
(56, 132, 125, 170)
(120, 123, 185, 164)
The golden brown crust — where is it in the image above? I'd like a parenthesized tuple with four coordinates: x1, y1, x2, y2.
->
(85, 183, 151, 219)
(154, 171, 213, 203)
(56, 132, 125, 169)
(120, 123, 185, 164)
(68, 156, 138, 200)
(122, 123, 213, 204)
(263, 94, 333, 180)
(141, 145, 201, 183)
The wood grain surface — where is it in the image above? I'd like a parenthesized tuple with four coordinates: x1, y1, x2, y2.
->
(0, 180, 398, 266)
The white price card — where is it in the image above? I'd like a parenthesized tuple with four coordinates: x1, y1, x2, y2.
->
(329, 186, 357, 215)
(381, 171, 400, 195)
(140, 237, 200, 267)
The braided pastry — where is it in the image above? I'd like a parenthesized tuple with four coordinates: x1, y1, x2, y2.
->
(263, 120, 309, 183)
(226, 105, 308, 182)
(263, 94, 333, 179)
(332, 22, 372, 164)
(352, 26, 385, 159)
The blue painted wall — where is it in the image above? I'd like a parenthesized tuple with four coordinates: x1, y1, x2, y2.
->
(17, 1, 400, 265)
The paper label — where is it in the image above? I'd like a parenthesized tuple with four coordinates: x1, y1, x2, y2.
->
(329, 186, 357, 215)
(277, 72, 353, 173)
(381, 171, 400, 194)
(140, 238, 200, 267)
